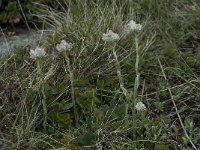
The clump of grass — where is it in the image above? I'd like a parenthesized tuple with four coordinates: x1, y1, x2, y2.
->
(1, 0, 200, 149)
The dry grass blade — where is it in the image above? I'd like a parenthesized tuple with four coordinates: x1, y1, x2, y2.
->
(157, 56, 197, 150)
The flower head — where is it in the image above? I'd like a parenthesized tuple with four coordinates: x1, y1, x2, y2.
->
(102, 30, 120, 42)
(124, 20, 142, 33)
(135, 102, 146, 111)
(30, 47, 46, 59)
(56, 40, 73, 52)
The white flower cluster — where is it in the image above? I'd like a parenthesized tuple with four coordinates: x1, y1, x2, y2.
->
(124, 20, 142, 33)
(56, 40, 73, 52)
(102, 20, 142, 42)
(135, 102, 146, 111)
(29, 20, 142, 59)
(30, 47, 46, 59)
(102, 30, 120, 42)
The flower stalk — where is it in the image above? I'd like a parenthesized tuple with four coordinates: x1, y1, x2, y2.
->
(37, 59, 47, 132)
(111, 43, 129, 125)
(64, 52, 78, 125)
(134, 37, 140, 103)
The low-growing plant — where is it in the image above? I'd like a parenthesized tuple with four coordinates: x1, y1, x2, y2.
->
(1, 0, 200, 149)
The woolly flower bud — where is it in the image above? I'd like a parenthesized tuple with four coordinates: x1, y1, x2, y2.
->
(102, 30, 120, 42)
(30, 47, 46, 59)
(56, 40, 73, 52)
(124, 20, 142, 33)
(135, 102, 146, 111)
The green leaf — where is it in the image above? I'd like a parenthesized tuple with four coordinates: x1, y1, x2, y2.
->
(49, 110, 72, 128)
(47, 35, 59, 45)
(6, 2, 18, 12)
(0, 13, 7, 23)
(155, 143, 168, 150)
(154, 102, 164, 112)
(163, 42, 178, 58)
(76, 89, 94, 113)
(77, 130, 96, 146)
(59, 100, 74, 110)
(94, 105, 109, 121)
(56, 113, 72, 127)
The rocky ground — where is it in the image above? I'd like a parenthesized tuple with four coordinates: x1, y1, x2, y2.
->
(0, 28, 50, 54)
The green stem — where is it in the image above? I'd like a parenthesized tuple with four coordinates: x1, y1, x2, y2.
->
(65, 52, 78, 125)
(112, 44, 128, 125)
(133, 37, 140, 104)
(37, 60, 47, 132)
(41, 82, 47, 132)
(132, 37, 140, 131)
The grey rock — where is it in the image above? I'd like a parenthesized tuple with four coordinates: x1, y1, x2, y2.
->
(0, 28, 50, 54)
